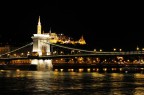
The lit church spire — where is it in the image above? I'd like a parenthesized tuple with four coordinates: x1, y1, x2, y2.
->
(49, 27, 51, 34)
(37, 16, 41, 34)
(78, 35, 86, 45)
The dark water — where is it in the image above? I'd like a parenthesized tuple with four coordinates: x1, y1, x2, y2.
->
(1, 70, 144, 95)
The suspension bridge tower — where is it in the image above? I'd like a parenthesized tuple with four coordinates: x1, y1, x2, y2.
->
(31, 16, 52, 70)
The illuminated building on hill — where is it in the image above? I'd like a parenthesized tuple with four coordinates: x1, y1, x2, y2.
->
(41, 32, 86, 45)
(0, 45, 10, 56)
(78, 35, 86, 45)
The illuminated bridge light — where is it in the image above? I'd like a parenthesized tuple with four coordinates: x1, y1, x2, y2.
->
(87, 68, 91, 72)
(103, 68, 107, 71)
(68, 69, 74, 72)
(54, 69, 58, 72)
(78, 69, 83, 72)
(60, 69, 63, 72)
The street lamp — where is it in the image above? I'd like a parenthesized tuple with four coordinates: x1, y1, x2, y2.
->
(113, 48, 116, 51)
(100, 49, 102, 52)
(136, 46, 139, 51)
(71, 50, 75, 54)
(119, 49, 122, 52)
(94, 49, 96, 53)
(142, 48, 144, 54)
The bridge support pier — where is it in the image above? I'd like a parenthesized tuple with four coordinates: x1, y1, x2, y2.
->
(31, 59, 53, 71)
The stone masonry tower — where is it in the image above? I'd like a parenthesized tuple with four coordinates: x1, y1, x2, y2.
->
(31, 16, 51, 56)
(31, 16, 53, 70)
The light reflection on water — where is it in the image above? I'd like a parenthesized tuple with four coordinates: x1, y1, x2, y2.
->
(1, 71, 144, 95)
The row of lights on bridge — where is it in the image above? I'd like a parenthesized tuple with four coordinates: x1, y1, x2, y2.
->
(94, 47, 144, 52)
(6, 51, 30, 57)
(136, 46, 144, 51)
(93, 48, 122, 52)
(2, 46, 144, 57)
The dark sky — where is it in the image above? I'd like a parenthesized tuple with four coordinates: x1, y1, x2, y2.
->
(0, 1, 144, 51)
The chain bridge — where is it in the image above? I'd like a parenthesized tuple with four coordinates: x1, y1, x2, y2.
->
(0, 16, 144, 72)
(0, 41, 144, 60)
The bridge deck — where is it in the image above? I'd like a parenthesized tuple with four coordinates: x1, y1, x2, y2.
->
(0, 51, 144, 60)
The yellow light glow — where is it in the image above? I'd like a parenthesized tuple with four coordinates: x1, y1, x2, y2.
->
(54, 69, 58, 72)
(60, 69, 63, 72)
(78, 69, 83, 72)
(87, 68, 91, 72)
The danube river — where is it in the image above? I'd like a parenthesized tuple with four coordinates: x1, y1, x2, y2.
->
(1, 70, 144, 95)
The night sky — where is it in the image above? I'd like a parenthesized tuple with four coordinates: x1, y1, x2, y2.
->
(0, 1, 144, 51)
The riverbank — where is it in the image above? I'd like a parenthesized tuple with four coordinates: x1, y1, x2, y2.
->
(1, 63, 144, 73)
(0, 64, 37, 71)
(52, 63, 144, 73)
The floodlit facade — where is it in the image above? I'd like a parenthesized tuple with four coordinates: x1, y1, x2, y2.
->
(0, 45, 10, 55)
(31, 16, 86, 56)
(31, 16, 51, 56)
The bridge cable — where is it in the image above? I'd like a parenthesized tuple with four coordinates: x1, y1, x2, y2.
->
(0, 42, 33, 56)
(42, 41, 112, 53)
(42, 41, 140, 54)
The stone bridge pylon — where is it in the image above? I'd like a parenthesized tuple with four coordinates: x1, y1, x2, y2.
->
(31, 16, 53, 71)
